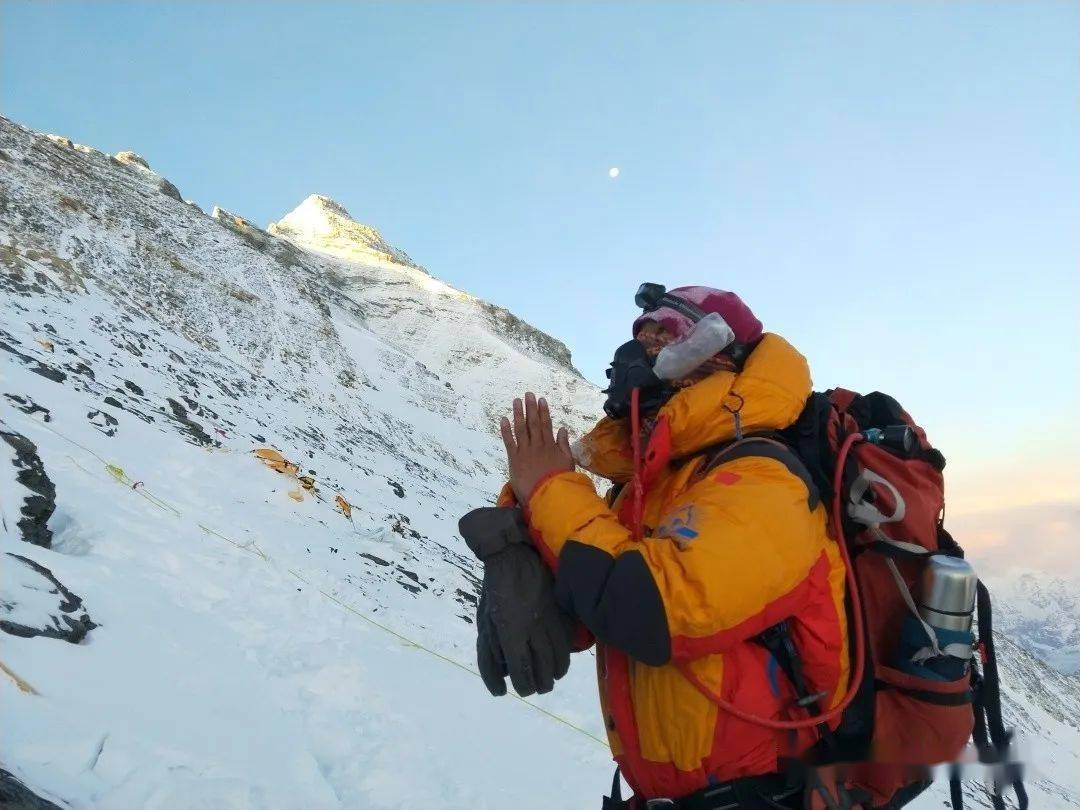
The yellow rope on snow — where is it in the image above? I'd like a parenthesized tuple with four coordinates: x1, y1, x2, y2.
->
(136, 487, 181, 517)
(198, 522, 268, 561)
(0, 659, 40, 695)
(67, 455, 181, 517)
(287, 569, 608, 747)
(30, 422, 607, 748)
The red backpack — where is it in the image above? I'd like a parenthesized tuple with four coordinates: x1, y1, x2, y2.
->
(660, 388, 1025, 808)
(773, 389, 1026, 810)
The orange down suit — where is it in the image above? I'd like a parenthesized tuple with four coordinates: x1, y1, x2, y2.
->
(505, 334, 850, 801)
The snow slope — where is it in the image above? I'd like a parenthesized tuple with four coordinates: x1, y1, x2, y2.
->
(1, 115, 1078, 808)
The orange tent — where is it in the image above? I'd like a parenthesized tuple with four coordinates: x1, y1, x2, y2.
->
(335, 494, 352, 519)
(254, 448, 300, 476)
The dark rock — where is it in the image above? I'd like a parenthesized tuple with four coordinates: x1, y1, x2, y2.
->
(396, 567, 421, 584)
(158, 178, 183, 201)
(164, 397, 218, 448)
(0, 553, 96, 644)
(86, 409, 118, 437)
(0, 769, 64, 810)
(30, 364, 65, 384)
(390, 515, 420, 540)
(2, 394, 51, 423)
(1, 429, 55, 548)
(64, 361, 95, 380)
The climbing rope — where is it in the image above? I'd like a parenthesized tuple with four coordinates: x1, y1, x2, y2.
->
(287, 569, 607, 746)
(0, 659, 39, 695)
(18, 419, 607, 748)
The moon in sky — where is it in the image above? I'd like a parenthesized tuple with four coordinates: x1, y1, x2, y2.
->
(609, 167, 620, 179)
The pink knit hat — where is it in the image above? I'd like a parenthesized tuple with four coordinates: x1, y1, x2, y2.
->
(632, 286, 763, 344)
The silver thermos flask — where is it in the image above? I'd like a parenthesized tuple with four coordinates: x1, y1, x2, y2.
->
(917, 555, 978, 633)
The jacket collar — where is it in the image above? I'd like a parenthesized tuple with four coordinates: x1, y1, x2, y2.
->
(574, 333, 812, 483)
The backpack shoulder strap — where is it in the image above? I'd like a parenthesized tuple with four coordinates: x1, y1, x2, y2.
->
(703, 436, 820, 510)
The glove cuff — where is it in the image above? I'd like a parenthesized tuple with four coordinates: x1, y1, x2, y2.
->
(459, 507, 530, 560)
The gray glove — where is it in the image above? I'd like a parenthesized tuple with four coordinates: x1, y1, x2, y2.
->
(459, 507, 574, 697)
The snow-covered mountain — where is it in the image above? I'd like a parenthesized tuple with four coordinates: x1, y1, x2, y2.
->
(1, 115, 1078, 808)
(949, 504, 1080, 676)
(987, 573, 1080, 675)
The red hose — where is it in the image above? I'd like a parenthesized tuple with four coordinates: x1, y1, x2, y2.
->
(677, 431, 867, 731)
(630, 387, 644, 542)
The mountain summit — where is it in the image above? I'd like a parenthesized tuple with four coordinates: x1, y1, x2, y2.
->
(268, 194, 420, 269)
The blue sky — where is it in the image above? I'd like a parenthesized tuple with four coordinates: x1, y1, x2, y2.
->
(3, 1, 1078, 511)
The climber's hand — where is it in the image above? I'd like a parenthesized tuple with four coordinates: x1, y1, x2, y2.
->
(500, 392, 574, 504)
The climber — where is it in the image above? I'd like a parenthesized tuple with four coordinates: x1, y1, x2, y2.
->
(459, 285, 849, 809)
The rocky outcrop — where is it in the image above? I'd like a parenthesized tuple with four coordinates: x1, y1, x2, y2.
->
(114, 150, 149, 169)
(213, 205, 273, 250)
(157, 177, 183, 201)
(476, 300, 575, 371)
(44, 134, 72, 149)
(113, 150, 182, 200)
(1, 553, 97, 644)
(1, 429, 56, 548)
(0, 770, 64, 810)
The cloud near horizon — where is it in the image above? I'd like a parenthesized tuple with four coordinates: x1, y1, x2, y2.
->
(947, 499, 1080, 582)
